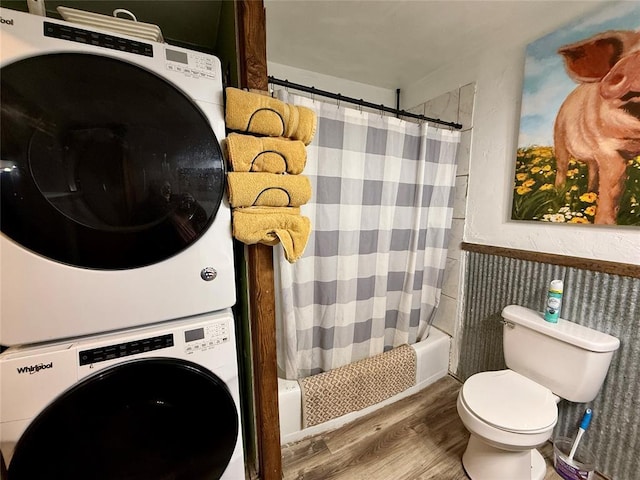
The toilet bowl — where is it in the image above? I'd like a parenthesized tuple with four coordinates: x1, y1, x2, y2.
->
(456, 305, 620, 480)
(457, 370, 558, 480)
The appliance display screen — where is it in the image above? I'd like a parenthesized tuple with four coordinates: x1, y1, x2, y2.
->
(185, 328, 205, 343)
(166, 49, 188, 64)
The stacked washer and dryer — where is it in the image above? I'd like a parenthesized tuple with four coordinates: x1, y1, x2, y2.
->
(0, 7, 244, 479)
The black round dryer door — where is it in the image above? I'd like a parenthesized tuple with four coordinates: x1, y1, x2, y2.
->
(0, 53, 225, 269)
(8, 358, 239, 480)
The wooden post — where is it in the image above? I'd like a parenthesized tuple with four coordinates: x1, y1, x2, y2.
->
(235, 1, 283, 479)
(246, 244, 281, 480)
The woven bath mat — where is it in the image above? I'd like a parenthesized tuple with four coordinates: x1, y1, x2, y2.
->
(298, 344, 417, 427)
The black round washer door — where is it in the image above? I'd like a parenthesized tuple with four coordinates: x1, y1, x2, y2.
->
(0, 53, 225, 269)
(8, 358, 239, 480)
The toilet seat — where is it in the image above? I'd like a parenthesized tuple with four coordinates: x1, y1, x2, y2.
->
(461, 370, 557, 434)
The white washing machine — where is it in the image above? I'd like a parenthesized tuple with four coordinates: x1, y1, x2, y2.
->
(0, 308, 245, 479)
(0, 7, 235, 345)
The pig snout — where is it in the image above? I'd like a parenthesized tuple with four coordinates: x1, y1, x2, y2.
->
(600, 50, 640, 101)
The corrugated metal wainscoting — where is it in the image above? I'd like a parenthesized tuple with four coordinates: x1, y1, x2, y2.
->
(456, 250, 640, 480)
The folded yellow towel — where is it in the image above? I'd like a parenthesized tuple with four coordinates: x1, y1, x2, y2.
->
(225, 133, 307, 174)
(225, 87, 317, 145)
(227, 172, 312, 208)
(232, 207, 311, 262)
(295, 103, 317, 146)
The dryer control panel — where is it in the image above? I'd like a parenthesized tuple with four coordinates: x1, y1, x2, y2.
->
(183, 320, 230, 354)
(165, 47, 216, 79)
(44, 21, 153, 56)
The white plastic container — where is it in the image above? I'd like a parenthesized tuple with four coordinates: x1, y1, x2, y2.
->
(554, 436, 595, 480)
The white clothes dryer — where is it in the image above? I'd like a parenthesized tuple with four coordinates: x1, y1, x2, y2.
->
(0, 308, 245, 480)
(0, 7, 235, 345)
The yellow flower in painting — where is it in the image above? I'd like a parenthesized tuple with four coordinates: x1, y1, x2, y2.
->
(584, 206, 596, 216)
(539, 183, 554, 191)
(569, 217, 590, 224)
(517, 185, 532, 195)
(542, 165, 552, 171)
(531, 146, 554, 158)
(531, 166, 542, 174)
(567, 168, 580, 178)
(570, 185, 579, 191)
(579, 192, 598, 203)
(523, 179, 536, 188)
(516, 173, 528, 181)
(569, 159, 577, 166)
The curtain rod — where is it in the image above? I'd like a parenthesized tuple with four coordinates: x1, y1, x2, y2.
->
(268, 76, 463, 130)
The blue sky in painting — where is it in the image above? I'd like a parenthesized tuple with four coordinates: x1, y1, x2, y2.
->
(518, 1, 640, 147)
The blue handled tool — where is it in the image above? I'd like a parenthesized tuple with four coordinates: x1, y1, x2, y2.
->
(568, 408, 592, 460)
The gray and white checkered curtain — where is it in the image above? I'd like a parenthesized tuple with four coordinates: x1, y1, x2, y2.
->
(275, 92, 460, 380)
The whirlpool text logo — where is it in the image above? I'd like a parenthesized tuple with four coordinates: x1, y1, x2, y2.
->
(16, 362, 53, 374)
(0, 17, 15, 25)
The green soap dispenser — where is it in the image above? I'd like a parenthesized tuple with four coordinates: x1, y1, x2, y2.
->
(544, 279, 563, 323)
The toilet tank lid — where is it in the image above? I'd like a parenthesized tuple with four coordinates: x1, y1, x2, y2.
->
(501, 305, 620, 353)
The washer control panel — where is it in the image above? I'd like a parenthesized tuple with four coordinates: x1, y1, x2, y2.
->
(183, 320, 230, 354)
(79, 334, 173, 365)
(164, 47, 216, 79)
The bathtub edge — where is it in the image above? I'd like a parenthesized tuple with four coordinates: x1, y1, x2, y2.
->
(278, 327, 451, 445)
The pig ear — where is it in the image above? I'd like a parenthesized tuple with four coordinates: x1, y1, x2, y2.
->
(559, 36, 624, 83)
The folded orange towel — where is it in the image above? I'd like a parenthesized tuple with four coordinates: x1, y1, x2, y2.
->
(225, 87, 317, 145)
(225, 133, 307, 174)
(227, 172, 312, 208)
(232, 207, 311, 262)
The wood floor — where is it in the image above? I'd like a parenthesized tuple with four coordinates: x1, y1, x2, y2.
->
(281, 375, 604, 480)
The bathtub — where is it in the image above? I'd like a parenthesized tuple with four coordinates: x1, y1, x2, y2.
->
(278, 326, 451, 444)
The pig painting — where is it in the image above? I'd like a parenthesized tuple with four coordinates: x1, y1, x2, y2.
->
(513, 2, 640, 226)
(554, 30, 640, 224)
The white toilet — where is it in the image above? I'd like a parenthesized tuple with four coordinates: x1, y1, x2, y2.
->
(457, 304, 620, 480)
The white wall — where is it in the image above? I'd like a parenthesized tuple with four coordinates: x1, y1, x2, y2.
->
(268, 61, 396, 107)
(403, 5, 640, 266)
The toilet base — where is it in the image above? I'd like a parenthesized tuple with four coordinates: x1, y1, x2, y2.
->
(462, 434, 546, 480)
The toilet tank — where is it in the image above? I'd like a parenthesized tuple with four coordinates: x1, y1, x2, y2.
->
(501, 305, 620, 402)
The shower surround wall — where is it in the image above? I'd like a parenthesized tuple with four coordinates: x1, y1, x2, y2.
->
(457, 250, 639, 480)
(407, 83, 475, 338)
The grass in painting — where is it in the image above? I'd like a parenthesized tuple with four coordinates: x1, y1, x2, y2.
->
(512, 146, 640, 226)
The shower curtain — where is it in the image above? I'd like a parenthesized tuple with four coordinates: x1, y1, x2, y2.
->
(275, 91, 460, 380)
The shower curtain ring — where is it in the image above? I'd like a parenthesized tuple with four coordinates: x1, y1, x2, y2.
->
(337, 93, 341, 109)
